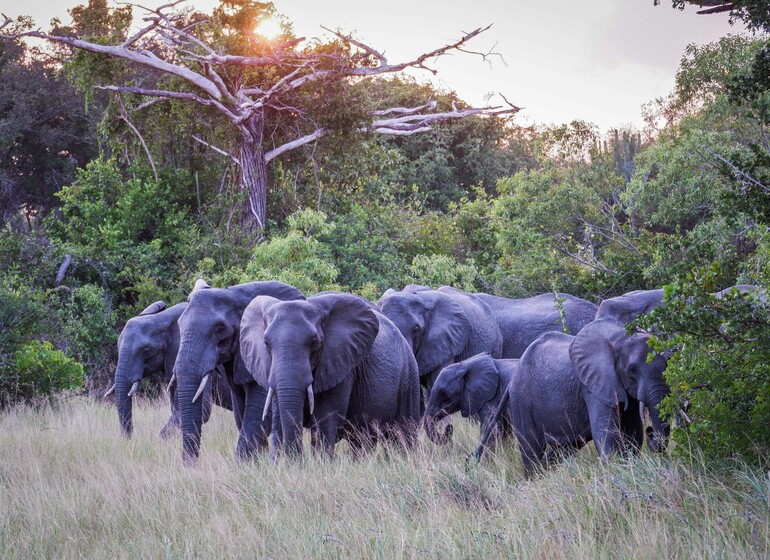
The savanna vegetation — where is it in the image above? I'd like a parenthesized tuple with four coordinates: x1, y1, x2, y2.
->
(0, 0, 769, 557)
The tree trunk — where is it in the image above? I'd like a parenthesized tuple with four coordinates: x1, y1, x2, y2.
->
(239, 113, 268, 232)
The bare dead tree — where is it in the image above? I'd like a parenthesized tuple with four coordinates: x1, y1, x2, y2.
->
(1, 2, 519, 231)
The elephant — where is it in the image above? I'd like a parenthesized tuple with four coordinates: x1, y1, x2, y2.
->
(569, 318, 670, 456)
(173, 280, 304, 464)
(105, 300, 231, 438)
(595, 285, 758, 325)
(594, 289, 664, 324)
(472, 331, 593, 477)
(474, 292, 598, 358)
(423, 353, 519, 447)
(239, 292, 421, 457)
(377, 285, 503, 402)
(473, 319, 670, 476)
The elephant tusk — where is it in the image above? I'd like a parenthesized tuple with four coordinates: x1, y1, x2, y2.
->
(192, 374, 210, 403)
(103, 384, 115, 398)
(307, 384, 315, 416)
(166, 374, 176, 393)
(127, 381, 140, 397)
(262, 386, 274, 422)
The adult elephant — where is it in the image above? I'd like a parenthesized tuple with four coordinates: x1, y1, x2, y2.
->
(105, 301, 232, 438)
(174, 280, 304, 464)
(423, 353, 518, 447)
(240, 292, 421, 457)
(594, 289, 664, 323)
(569, 318, 670, 456)
(377, 285, 503, 401)
(594, 285, 758, 324)
(107, 301, 185, 437)
(473, 320, 669, 476)
(474, 292, 598, 358)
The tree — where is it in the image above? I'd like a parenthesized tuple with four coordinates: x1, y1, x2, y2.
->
(1, 0, 519, 231)
(0, 39, 97, 223)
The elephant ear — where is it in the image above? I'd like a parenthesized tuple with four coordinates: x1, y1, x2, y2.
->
(569, 318, 629, 410)
(312, 293, 380, 393)
(140, 301, 166, 315)
(417, 290, 470, 375)
(377, 288, 397, 306)
(193, 279, 210, 291)
(461, 353, 499, 418)
(239, 296, 280, 388)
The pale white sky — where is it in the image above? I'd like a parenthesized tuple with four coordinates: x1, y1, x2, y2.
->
(18, 0, 741, 131)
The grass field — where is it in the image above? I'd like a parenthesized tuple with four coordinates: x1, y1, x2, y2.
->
(0, 396, 767, 559)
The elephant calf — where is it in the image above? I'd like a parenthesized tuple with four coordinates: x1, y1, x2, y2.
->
(424, 353, 518, 448)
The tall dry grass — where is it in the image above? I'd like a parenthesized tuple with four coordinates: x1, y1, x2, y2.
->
(0, 396, 767, 559)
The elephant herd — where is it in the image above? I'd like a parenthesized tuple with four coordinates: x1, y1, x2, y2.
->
(105, 280, 751, 475)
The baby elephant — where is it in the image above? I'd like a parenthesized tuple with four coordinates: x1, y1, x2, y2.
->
(424, 353, 519, 447)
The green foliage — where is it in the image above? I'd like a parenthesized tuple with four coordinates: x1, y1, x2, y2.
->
(241, 209, 340, 295)
(642, 267, 770, 466)
(323, 203, 407, 293)
(5, 341, 84, 405)
(405, 254, 479, 292)
(0, 273, 87, 407)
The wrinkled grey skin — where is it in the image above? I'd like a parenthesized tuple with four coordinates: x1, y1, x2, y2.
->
(173, 281, 304, 464)
(160, 365, 233, 440)
(110, 301, 228, 438)
(377, 285, 503, 402)
(472, 321, 670, 477)
(473, 331, 591, 477)
(424, 353, 518, 447)
(595, 285, 758, 325)
(240, 292, 421, 458)
(594, 289, 665, 324)
(475, 292, 598, 358)
(570, 318, 670, 457)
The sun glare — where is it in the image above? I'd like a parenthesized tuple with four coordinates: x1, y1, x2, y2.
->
(255, 17, 282, 40)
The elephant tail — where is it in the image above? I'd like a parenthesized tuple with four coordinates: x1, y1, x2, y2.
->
(469, 386, 510, 463)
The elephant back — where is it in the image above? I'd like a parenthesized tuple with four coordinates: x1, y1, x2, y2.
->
(438, 287, 503, 361)
(475, 292, 591, 358)
(595, 289, 664, 324)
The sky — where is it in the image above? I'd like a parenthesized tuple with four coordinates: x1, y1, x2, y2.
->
(18, 0, 743, 132)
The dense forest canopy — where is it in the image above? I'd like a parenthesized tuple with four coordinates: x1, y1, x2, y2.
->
(0, 0, 769, 463)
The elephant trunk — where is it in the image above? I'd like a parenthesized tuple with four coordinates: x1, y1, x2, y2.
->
(646, 387, 670, 453)
(276, 386, 306, 457)
(424, 410, 454, 445)
(114, 362, 140, 437)
(178, 374, 204, 465)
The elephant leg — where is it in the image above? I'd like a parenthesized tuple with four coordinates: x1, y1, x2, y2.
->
(235, 381, 270, 461)
(518, 433, 547, 478)
(159, 383, 181, 439)
(310, 381, 351, 458)
(620, 396, 643, 454)
(230, 383, 246, 432)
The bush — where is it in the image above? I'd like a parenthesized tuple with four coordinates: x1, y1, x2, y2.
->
(4, 341, 84, 405)
(642, 266, 770, 466)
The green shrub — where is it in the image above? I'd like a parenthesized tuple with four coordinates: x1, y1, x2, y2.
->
(642, 266, 770, 466)
(4, 340, 84, 405)
(405, 254, 479, 291)
(241, 209, 341, 295)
